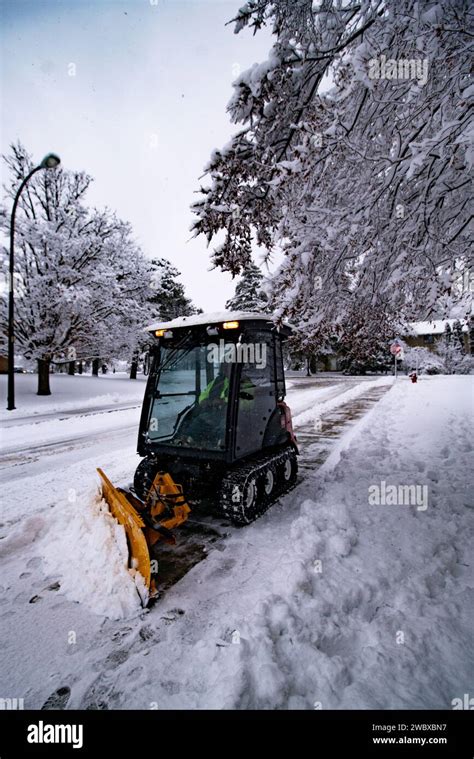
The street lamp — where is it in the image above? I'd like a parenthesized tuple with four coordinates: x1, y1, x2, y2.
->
(7, 153, 61, 410)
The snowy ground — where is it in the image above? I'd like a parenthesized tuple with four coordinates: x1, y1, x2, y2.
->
(0, 373, 146, 424)
(0, 374, 472, 710)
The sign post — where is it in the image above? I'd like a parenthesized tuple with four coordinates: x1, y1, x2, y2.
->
(390, 340, 403, 377)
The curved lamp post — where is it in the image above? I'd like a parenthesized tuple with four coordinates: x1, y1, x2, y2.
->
(7, 153, 61, 410)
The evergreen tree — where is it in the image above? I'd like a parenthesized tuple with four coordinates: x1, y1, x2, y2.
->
(225, 261, 269, 312)
(126, 257, 198, 380)
(148, 258, 196, 321)
(436, 322, 465, 374)
(452, 319, 466, 355)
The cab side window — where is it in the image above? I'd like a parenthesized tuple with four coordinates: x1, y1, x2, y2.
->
(235, 336, 275, 456)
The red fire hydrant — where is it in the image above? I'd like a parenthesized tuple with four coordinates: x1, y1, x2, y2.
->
(409, 371, 418, 383)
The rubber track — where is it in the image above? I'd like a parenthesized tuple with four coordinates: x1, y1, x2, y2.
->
(218, 447, 298, 526)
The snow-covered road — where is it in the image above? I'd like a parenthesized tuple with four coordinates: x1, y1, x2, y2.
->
(1, 374, 471, 711)
(0, 374, 377, 487)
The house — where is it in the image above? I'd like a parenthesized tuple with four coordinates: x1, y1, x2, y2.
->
(403, 319, 470, 353)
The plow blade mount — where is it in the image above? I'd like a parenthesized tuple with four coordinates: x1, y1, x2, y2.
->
(97, 468, 151, 590)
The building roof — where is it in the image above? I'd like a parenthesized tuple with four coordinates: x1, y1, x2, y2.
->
(406, 319, 468, 336)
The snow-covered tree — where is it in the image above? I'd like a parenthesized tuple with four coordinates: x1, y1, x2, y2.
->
(402, 346, 445, 374)
(148, 258, 196, 321)
(436, 321, 466, 373)
(124, 257, 197, 380)
(284, 295, 396, 374)
(334, 302, 396, 374)
(452, 319, 466, 355)
(0, 142, 152, 393)
(225, 261, 269, 312)
(192, 0, 472, 339)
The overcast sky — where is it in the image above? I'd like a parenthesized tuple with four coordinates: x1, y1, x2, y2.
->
(0, 0, 274, 311)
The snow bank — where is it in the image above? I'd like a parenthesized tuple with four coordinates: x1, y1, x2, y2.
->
(39, 491, 148, 620)
(230, 376, 474, 708)
(0, 516, 46, 559)
(293, 376, 393, 425)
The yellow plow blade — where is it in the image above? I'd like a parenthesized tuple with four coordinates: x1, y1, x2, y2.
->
(97, 468, 151, 590)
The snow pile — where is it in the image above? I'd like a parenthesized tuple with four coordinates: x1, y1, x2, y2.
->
(293, 376, 392, 426)
(0, 516, 46, 559)
(40, 491, 148, 620)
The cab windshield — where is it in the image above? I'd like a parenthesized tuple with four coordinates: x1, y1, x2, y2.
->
(146, 342, 231, 451)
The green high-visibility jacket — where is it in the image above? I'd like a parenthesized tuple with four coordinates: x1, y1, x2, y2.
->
(199, 375, 255, 404)
(199, 376, 230, 403)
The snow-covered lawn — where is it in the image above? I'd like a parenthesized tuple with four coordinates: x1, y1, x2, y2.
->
(1, 406, 142, 454)
(0, 373, 147, 424)
(0, 375, 472, 710)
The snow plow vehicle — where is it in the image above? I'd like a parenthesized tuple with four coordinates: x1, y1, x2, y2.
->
(98, 312, 298, 597)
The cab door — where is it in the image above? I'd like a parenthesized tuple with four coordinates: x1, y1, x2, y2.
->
(234, 334, 275, 457)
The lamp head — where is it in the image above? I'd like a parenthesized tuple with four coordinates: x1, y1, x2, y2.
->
(40, 153, 61, 169)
